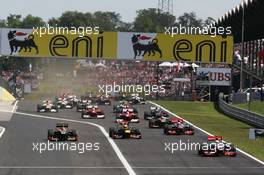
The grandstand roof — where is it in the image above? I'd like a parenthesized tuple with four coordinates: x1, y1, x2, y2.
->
(214, 0, 264, 43)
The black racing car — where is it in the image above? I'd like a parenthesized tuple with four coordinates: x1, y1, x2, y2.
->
(76, 99, 92, 112)
(144, 107, 169, 120)
(128, 94, 146, 105)
(47, 123, 78, 141)
(113, 102, 138, 114)
(96, 95, 111, 105)
(76, 102, 88, 112)
(113, 101, 128, 113)
(109, 122, 141, 139)
(148, 115, 171, 128)
(163, 122, 194, 135)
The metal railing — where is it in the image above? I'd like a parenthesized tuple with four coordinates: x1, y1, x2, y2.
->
(219, 97, 264, 128)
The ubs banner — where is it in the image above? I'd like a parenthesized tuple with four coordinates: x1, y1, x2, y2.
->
(0, 28, 233, 64)
(196, 68, 231, 86)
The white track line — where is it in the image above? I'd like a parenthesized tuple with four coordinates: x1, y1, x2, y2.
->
(0, 109, 136, 175)
(0, 166, 125, 169)
(0, 100, 18, 139)
(0, 126, 5, 138)
(0, 166, 262, 169)
(149, 101, 264, 166)
(12, 100, 19, 113)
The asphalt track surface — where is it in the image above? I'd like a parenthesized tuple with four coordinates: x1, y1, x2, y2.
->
(0, 99, 263, 175)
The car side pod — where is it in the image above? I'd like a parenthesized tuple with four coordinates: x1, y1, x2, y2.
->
(184, 130, 194, 135)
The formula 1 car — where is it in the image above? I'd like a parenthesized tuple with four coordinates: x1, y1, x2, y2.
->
(55, 93, 80, 108)
(47, 123, 78, 141)
(96, 95, 111, 105)
(113, 101, 138, 114)
(80, 94, 95, 103)
(56, 99, 74, 109)
(64, 93, 80, 106)
(149, 116, 181, 128)
(115, 108, 140, 123)
(76, 102, 88, 112)
(81, 105, 105, 119)
(109, 121, 141, 139)
(198, 136, 237, 157)
(163, 122, 194, 135)
(113, 101, 128, 113)
(76, 99, 92, 112)
(37, 100, 59, 113)
(128, 94, 146, 105)
(144, 106, 169, 120)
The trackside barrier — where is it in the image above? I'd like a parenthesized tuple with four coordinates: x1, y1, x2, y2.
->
(219, 98, 264, 129)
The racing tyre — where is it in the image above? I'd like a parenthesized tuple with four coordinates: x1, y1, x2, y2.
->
(47, 129, 54, 141)
(144, 112, 149, 120)
(163, 128, 167, 135)
(71, 129, 78, 141)
(109, 127, 114, 138)
(149, 120, 154, 128)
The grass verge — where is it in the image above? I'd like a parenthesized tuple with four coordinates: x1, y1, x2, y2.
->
(24, 79, 97, 100)
(234, 101, 264, 116)
(153, 101, 264, 161)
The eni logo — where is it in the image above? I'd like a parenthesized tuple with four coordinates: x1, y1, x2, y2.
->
(49, 35, 104, 58)
(173, 38, 228, 63)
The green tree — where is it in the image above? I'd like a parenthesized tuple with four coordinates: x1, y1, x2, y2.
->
(133, 8, 176, 33)
(203, 17, 216, 26)
(21, 14, 46, 28)
(177, 12, 203, 27)
(6, 14, 22, 28)
(116, 22, 133, 32)
(48, 17, 60, 27)
(0, 19, 6, 27)
(55, 11, 93, 27)
(92, 11, 122, 31)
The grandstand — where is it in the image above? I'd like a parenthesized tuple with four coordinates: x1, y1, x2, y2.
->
(214, 0, 264, 91)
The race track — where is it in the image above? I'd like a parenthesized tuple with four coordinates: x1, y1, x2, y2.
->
(0, 99, 263, 175)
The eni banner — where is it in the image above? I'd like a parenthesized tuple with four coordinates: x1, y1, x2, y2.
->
(0, 28, 117, 59)
(0, 28, 233, 64)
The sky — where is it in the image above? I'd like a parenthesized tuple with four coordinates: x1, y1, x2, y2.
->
(0, 0, 242, 22)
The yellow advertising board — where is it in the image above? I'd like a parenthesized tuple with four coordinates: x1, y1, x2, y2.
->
(0, 28, 233, 64)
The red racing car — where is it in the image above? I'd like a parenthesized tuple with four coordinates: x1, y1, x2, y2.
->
(81, 105, 105, 119)
(115, 108, 139, 123)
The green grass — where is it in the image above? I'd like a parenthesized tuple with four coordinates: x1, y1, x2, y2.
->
(235, 101, 264, 116)
(153, 101, 264, 161)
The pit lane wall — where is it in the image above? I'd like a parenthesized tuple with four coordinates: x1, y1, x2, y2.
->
(219, 96, 264, 128)
(0, 28, 233, 64)
(0, 86, 16, 102)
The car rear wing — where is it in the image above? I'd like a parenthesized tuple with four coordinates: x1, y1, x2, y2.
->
(208, 136, 223, 141)
(56, 123, 69, 128)
(117, 120, 130, 125)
